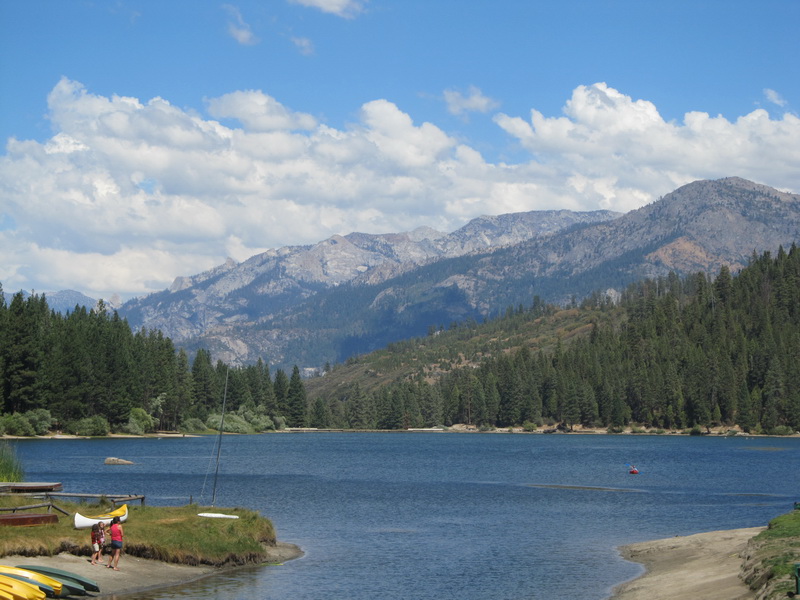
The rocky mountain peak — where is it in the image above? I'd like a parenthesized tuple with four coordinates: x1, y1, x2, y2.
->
(118, 178, 799, 369)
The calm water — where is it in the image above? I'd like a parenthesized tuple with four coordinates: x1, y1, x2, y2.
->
(11, 433, 800, 599)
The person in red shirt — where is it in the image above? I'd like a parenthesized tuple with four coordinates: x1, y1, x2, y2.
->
(107, 516, 124, 571)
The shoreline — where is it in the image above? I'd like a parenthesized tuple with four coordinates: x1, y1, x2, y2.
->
(609, 526, 764, 600)
(0, 541, 303, 598)
(4, 427, 797, 439)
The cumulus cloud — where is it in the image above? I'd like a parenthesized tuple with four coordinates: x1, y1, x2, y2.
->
(288, 0, 366, 18)
(207, 90, 318, 131)
(1, 78, 798, 301)
(494, 82, 800, 209)
(444, 86, 500, 117)
(223, 4, 259, 45)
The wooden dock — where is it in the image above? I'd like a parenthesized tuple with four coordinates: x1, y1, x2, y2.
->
(0, 482, 63, 493)
(39, 492, 145, 507)
(0, 483, 145, 507)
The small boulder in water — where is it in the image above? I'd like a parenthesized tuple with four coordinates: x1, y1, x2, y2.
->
(104, 457, 134, 465)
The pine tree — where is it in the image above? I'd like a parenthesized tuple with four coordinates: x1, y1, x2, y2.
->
(273, 369, 290, 418)
(286, 366, 307, 427)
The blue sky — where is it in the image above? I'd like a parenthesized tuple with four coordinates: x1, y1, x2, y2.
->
(1, 0, 798, 301)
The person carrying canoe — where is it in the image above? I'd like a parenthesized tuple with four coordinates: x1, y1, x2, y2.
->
(108, 516, 124, 571)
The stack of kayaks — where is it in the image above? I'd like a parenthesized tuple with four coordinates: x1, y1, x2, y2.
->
(0, 566, 62, 597)
(0, 565, 100, 598)
(0, 574, 46, 600)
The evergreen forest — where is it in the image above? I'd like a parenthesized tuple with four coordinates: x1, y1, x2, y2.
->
(0, 292, 308, 436)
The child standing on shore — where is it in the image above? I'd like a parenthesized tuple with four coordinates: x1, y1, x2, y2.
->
(90, 523, 105, 565)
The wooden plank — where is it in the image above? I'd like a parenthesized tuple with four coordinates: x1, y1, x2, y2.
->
(0, 513, 58, 526)
(0, 502, 70, 516)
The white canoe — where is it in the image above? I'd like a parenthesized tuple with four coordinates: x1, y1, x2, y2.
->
(73, 503, 128, 529)
(197, 512, 239, 519)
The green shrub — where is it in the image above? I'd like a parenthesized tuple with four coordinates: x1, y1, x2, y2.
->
(766, 425, 794, 436)
(24, 409, 53, 435)
(123, 407, 155, 435)
(122, 419, 145, 436)
(0, 413, 35, 437)
(206, 413, 255, 434)
(522, 421, 537, 432)
(237, 407, 275, 432)
(67, 415, 110, 436)
(179, 417, 210, 433)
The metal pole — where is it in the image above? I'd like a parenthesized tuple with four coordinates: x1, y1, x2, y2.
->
(211, 368, 229, 507)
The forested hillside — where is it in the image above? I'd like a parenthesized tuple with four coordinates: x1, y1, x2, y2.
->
(0, 291, 308, 435)
(1, 244, 798, 436)
(306, 246, 800, 434)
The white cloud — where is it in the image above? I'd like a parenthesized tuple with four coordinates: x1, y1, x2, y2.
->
(764, 88, 787, 107)
(288, 0, 366, 18)
(444, 86, 500, 117)
(1, 79, 798, 301)
(207, 90, 318, 131)
(495, 82, 800, 209)
(223, 4, 259, 46)
(292, 36, 315, 55)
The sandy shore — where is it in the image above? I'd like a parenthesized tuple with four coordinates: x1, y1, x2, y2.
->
(0, 541, 303, 598)
(610, 526, 764, 600)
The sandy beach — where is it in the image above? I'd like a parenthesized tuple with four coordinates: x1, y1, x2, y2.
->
(0, 541, 302, 598)
(610, 526, 764, 600)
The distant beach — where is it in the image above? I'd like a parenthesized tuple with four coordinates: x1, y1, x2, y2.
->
(610, 526, 763, 600)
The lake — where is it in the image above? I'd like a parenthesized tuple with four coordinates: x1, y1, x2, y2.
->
(11, 433, 800, 599)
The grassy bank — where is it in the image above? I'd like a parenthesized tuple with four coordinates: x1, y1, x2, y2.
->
(742, 508, 800, 599)
(0, 496, 277, 567)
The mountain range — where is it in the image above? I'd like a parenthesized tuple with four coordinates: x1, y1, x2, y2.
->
(102, 177, 800, 370)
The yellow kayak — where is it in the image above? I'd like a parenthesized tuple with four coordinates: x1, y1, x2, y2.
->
(0, 567, 62, 597)
(0, 575, 45, 600)
(73, 503, 127, 529)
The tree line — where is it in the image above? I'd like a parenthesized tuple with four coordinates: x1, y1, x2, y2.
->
(308, 246, 800, 434)
(0, 292, 308, 435)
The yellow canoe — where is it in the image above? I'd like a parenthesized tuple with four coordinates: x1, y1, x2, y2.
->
(0, 575, 45, 600)
(0, 567, 62, 596)
(73, 503, 127, 529)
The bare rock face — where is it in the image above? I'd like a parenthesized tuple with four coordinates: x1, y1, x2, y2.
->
(119, 208, 618, 363)
(104, 457, 134, 465)
(118, 177, 800, 370)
